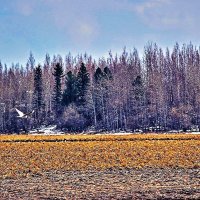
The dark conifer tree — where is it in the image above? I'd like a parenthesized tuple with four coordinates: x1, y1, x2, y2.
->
(94, 67, 104, 84)
(52, 63, 64, 118)
(76, 63, 90, 105)
(93, 67, 105, 123)
(62, 71, 77, 106)
(129, 75, 145, 130)
(33, 65, 44, 123)
(103, 66, 112, 80)
(133, 75, 144, 102)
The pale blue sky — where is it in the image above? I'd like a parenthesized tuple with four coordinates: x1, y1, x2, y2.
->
(0, 0, 200, 65)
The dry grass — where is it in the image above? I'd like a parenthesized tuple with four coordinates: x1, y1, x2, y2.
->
(0, 133, 199, 142)
(0, 134, 199, 178)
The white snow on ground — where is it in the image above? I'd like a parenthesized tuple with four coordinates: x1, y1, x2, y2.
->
(31, 131, 64, 135)
(101, 132, 199, 135)
(29, 125, 65, 135)
(186, 132, 200, 134)
(28, 125, 200, 135)
(96, 132, 134, 135)
(30, 131, 65, 136)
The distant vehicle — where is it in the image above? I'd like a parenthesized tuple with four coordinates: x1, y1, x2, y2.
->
(15, 108, 34, 118)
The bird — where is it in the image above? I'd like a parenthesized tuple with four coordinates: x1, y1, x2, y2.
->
(15, 108, 34, 118)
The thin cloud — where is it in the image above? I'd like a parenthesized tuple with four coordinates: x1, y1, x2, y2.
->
(134, 0, 199, 31)
(2, 0, 200, 65)
(14, 0, 37, 16)
(135, 0, 170, 14)
(41, 0, 101, 47)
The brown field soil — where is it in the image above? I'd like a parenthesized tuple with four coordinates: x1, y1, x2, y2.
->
(0, 168, 199, 199)
(0, 134, 199, 199)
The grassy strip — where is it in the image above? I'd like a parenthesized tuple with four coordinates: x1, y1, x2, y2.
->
(0, 138, 199, 178)
(0, 133, 199, 142)
(0, 137, 200, 143)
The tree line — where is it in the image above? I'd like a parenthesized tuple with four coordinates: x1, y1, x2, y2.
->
(1, 42, 200, 133)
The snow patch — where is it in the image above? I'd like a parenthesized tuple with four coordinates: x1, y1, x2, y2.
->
(186, 132, 200, 135)
(29, 125, 64, 135)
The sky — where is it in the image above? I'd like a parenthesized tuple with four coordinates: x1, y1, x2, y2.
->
(0, 0, 200, 66)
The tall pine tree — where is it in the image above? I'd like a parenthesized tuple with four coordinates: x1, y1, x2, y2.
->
(33, 65, 44, 124)
(76, 63, 90, 105)
(103, 66, 112, 80)
(133, 75, 144, 103)
(94, 67, 104, 84)
(52, 63, 63, 118)
(62, 71, 77, 106)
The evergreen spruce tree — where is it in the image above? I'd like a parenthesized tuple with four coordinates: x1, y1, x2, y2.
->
(94, 67, 104, 84)
(76, 63, 90, 105)
(103, 66, 112, 80)
(130, 75, 145, 130)
(93, 67, 105, 123)
(33, 65, 43, 113)
(33, 65, 44, 124)
(133, 75, 144, 102)
(52, 63, 64, 118)
(62, 71, 77, 106)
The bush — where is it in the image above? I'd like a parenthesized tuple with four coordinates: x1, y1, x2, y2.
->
(61, 104, 86, 131)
